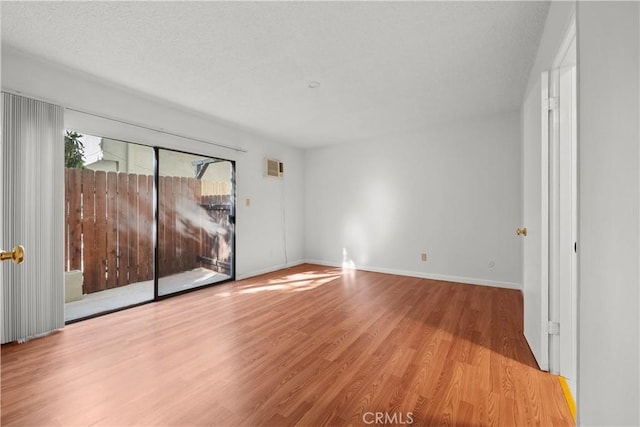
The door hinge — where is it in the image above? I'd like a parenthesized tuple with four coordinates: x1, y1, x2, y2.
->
(544, 97, 559, 111)
(548, 321, 560, 335)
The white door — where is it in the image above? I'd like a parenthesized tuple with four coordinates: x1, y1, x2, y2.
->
(556, 64, 578, 392)
(523, 67, 577, 379)
(523, 22, 577, 382)
(522, 71, 550, 371)
(548, 26, 578, 397)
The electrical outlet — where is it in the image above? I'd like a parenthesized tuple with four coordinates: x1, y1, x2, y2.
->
(421, 253, 427, 262)
(245, 198, 251, 207)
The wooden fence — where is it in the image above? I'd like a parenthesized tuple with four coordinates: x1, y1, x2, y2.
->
(65, 168, 231, 294)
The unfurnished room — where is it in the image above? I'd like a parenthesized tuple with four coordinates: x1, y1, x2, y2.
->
(0, 1, 639, 426)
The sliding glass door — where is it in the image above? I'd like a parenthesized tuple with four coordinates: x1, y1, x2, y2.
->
(64, 135, 155, 321)
(157, 149, 234, 297)
(64, 134, 235, 321)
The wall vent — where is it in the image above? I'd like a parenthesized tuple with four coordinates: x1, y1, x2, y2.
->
(266, 158, 284, 178)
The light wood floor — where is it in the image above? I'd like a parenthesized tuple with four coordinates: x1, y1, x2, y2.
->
(1, 264, 573, 426)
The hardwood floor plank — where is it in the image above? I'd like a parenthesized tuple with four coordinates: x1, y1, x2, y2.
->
(1, 264, 574, 426)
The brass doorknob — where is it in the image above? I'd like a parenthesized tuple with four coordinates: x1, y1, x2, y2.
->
(516, 228, 527, 237)
(1, 245, 25, 264)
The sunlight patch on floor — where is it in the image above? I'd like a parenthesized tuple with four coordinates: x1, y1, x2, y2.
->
(214, 269, 343, 298)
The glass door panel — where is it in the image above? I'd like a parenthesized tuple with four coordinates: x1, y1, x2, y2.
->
(157, 149, 234, 296)
(64, 135, 155, 321)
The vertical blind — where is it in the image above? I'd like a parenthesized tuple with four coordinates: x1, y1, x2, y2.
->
(1, 93, 65, 343)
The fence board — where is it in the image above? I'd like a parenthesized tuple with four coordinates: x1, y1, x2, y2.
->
(194, 180, 203, 271)
(94, 171, 107, 292)
(201, 195, 210, 259)
(176, 176, 184, 273)
(106, 172, 118, 289)
(187, 178, 197, 270)
(81, 169, 97, 293)
(140, 175, 154, 281)
(158, 176, 168, 277)
(168, 177, 177, 275)
(174, 177, 182, 273)
(173, 177, 181, 272)
(178, 176, 185, 273)
(64, 170, 69, 270)
(147, 175, 155, 280)
(127, 174, 139, 284)
(117, 173, 129, 287)
(182, 179, 189, 271)
(201, 180, 210, 197)
(211, 194, 219, 260)
(68, 169, 82, 271)
(145, 175, 153, 280)
(137, 175, 147, 281)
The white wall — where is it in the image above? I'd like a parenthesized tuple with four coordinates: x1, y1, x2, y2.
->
(305, 111, 522, 288)
(520, 0, 575, 374)
(1, 47, 305, 280)
(577, 2, 640, 425)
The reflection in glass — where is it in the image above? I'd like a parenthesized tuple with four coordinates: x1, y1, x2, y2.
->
(158, 150, 233, 296)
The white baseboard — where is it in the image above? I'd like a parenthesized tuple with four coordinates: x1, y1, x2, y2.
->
(303, 259, 521, 290)
(235, 259, 306, 281)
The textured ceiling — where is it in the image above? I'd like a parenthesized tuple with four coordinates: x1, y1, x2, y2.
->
(1, 1, 549, 148)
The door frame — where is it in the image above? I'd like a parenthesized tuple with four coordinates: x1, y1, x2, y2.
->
(536, 15, 576, 375)
(537, 15, 578, 400)
(539, 69, 550, 371)
(154, 146, 237, 301)
(65, 139, 237, 323)
(549, 16, 578, 395)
